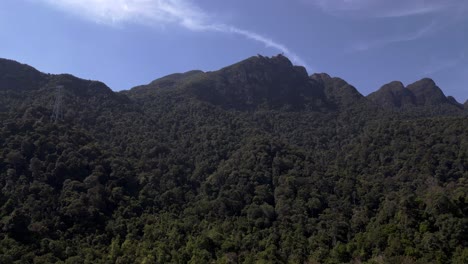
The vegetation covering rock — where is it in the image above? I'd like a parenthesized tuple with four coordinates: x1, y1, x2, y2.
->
(0, 56, 467, 263)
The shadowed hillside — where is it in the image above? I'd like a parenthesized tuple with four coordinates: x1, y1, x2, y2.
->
(0, 56, 467, 264)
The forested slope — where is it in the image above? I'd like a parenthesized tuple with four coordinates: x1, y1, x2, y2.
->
(0, 56, 467, 263)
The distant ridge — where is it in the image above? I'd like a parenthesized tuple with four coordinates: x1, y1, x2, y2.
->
(0, 55, 466, 115)
(367, 78, 463, 112)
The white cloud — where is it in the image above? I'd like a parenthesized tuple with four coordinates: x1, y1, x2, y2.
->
(34, 0, 310, 69)
(304, 0, 467, 52)
(38, 0, 208, 29)
(218, 26, 311, 69)
(329, 0, 468, 52)
(307, 0, 467, 18)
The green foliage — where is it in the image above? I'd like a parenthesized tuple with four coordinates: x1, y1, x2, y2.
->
(0, 57, 467, 263)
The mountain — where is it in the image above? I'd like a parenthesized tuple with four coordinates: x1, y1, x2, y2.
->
(127, 70, 204, 96)
(129, 56, 373, 113)
(406, 78, 450, 106)
(367, 78, 465, 116)
(177, 55, 329, 111)
(367, 81, 415, 108)
(447, 96, 464, 108)
(0, 58, 46, 91)
(191, 55, 318, 110)
(310, 73, 366, 109)
(0, 56, 467, 264)
(0, 58, 123, 102)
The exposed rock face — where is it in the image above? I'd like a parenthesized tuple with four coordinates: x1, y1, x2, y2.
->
(185, 55, 328, 110)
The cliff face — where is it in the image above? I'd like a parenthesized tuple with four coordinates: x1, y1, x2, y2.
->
(184, 55, 328, 111)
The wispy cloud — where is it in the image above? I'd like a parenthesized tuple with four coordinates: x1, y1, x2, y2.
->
(422, 52, 466, 75)
(38, 0, 211, 30)
(307, 0, 467, 18)
(352, 21, 438, 51)
(35, 0, 310, 69)
(216, 26, 310, 69)
(304, 0, 467, 52)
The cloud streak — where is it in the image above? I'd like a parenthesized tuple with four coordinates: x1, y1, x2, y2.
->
(35, 0, 309, 69)
(304, 0, 467, 52)
(216, 26, 310, 69)
(352, 21, 438, 51)
(422, 52, 466, 75)
(307, 0, 467, 18)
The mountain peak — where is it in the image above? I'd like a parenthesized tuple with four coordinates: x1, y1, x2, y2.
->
(220, 54, 308, 81)
(367, 78, 465, 114)
(179, 54, 327, 110)
(411, 77, 436, 86)
(380, 81, 405, 91)
(406, 78, 448, 106)
(310, 73, 332, 83)
(367, 81, 415, 108)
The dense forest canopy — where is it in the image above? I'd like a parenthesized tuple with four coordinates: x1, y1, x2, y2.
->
(0, 55, 467, 263)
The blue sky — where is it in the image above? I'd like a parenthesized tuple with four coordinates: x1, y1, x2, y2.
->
(1, 0, 467, 102)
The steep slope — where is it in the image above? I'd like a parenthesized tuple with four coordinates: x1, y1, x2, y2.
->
(447, 96, 463, 108)
(0, 58, 46, 91)
(310, 73, 366, 109)
(0, 59, 48, 112)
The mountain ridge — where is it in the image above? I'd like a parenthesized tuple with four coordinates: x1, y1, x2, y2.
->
(0, 56, 466, 114)
(367, 77, 464, 111)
